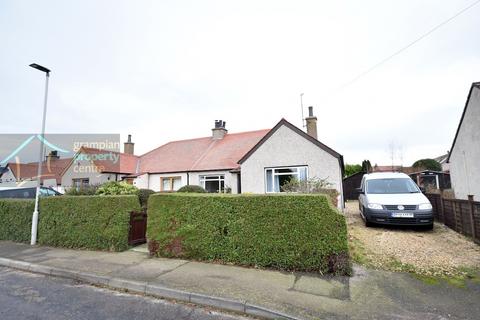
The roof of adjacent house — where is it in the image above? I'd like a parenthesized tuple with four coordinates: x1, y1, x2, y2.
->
(60, 147, 140, 176)
(372, 165, 414, 174)
(139, 129, 270, 173)
(80, 147, 139, 174)
(433, 154, 449, 164)
(408, 169, 449, 175)
(372, 165, 403, 172)
(447, 82, 480, 162)
(7, 158, 72, 184)
(364, 172, 411, 180)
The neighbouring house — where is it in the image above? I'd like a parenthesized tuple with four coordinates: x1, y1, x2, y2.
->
(433, 153, 450, 172)
(0, 151, 72, 190)
(0, 165, 16, 186)
(60, 143, 139, 189)
(447, 82, 480, 200)
(342, 171, 365, 201)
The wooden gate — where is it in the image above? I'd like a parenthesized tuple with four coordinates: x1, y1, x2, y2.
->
(128, 210, 147, 246)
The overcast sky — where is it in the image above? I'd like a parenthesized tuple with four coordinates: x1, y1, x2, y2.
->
(1, 0, 479, 166)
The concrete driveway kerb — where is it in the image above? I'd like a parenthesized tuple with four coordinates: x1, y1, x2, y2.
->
(0, 257, 301, 320)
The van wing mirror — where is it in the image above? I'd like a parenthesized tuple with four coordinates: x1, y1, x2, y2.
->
(356, 187, 364, 194)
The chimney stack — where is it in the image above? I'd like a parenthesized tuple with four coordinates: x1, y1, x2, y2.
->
(212, 120, 227, 139)
(124, 134, 135, 154)
(305, 106, 318, 140)
(45, 150, 60, 162)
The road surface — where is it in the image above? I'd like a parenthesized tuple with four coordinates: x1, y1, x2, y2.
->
(0, 267, 250, 320)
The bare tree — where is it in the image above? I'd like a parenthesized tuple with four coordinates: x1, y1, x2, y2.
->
(388, 140, 395, 171)
(387, 140, 404, 172)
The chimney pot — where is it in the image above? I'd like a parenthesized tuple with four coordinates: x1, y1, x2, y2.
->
(212, 120, 227, 139)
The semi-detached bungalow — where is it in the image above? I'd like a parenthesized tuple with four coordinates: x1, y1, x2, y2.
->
(60, 109, 345, 207)
(137, 109, 343, 205)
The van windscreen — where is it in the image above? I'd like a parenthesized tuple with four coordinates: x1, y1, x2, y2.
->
(366, 178, 419, 194)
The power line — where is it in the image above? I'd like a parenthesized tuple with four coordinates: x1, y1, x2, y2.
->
(331, 0, 480, 94)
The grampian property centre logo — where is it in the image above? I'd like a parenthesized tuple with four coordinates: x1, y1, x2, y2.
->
(0, 134, 121, 185)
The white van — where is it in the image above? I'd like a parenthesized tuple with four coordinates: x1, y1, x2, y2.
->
(358, 172, 434, 229)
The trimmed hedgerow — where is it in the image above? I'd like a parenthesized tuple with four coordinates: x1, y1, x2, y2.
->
(147, 194, 351, 275)
(0, 199, 34, 243)
(176, 185, 206, 193)
(39, 195, 140, 251)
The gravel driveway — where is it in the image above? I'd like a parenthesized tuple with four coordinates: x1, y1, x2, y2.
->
(346, 201, 480, 277)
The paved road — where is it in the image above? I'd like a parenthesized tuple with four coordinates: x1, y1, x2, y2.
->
(0, 267, 250, 320)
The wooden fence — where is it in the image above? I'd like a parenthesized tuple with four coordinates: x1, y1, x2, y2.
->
(425, 193, 480, 244)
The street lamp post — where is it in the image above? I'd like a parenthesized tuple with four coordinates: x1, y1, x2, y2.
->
(29, 63, 50, 246)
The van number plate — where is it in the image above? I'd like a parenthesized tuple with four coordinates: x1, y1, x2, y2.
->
(392, 212, 414, 218)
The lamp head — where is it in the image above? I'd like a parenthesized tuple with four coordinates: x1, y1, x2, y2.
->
(29, 63, 51, 74)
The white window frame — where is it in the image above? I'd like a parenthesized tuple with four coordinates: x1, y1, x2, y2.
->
(264, 166, 308, 193)
(72, 178, 89, 190)
(160, 176, 182, 192)
(199, 174, 225, 193)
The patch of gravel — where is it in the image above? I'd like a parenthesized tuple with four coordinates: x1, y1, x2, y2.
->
(345, 201, 480, 277)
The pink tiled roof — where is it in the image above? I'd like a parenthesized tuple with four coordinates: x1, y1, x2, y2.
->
(79, 147, 139, 174)
(8, 158, 72, 184)
(139, 129, 270, 173)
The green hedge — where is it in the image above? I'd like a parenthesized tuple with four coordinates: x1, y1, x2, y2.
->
(39, 195, 140, 251)
(176, 185, 206, 193)
(147, 194, 351, 275)
(0, 199, 34, 243)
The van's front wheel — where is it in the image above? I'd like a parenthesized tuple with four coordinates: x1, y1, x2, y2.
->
(423, 223, 434, 231)
(361, 207, 373, 227)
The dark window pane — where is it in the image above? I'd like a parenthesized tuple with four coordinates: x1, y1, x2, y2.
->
(205, 180, 220, 193)
(278, 174, 295, 191)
